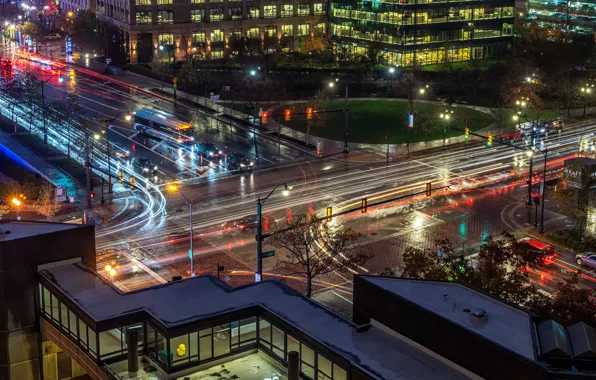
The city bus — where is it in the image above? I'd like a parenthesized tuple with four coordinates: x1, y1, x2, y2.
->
(133, 109, 194, 144)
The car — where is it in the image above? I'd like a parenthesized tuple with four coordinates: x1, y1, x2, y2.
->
(525, 239, 557, 265)
(576, 252, 596, 269)
(131, 157, 158, 174)
(1, 59, 12, 71)
(225, 153, 254, 171)
(111, 142, 130, 159)
(221, 215, 281, 236)
(197, 142, 222, 158)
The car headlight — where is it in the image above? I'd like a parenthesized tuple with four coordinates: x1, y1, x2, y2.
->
(190, 137, 194, 141)
(219, 150, 222, 154)
(250, 162, 254, 166)
(143, 168, 149, 172)
(154, 166, 158, 170)
(209, 152, 213, 156)
(240, 164, 246, 167)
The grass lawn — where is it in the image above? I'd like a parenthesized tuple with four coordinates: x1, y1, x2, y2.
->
(274, 100, 494, 144)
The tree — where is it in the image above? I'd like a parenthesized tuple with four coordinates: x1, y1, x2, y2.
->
(269, 213, 372, 298)
(0, 74, 23, 128)
(399, 233, 546, 308)
(22, 21, 45, 51)
(415, 111, 439, 149)
(71, 10, 102, 55)
(20, 72, 41, 135)
(531, 272, 596, 326)
(300, 35, 326, 55)
(50, 92, 83, 159)
(34, 182, 60, 220)
(0, 204, 9, 220)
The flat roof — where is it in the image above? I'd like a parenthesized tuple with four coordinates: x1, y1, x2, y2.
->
(362, 277, 536, 361)
(41, 264, 471, 380)
(0, 220, 79, 242)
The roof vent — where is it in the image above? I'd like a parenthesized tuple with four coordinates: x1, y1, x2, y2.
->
(538, 320, 572, 358)
(568, 322, 596, 359)
(471, 308, 488, 319)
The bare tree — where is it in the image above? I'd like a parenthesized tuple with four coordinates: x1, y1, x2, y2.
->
(34, 182, 60, 220)
(269, 213, 372, 298)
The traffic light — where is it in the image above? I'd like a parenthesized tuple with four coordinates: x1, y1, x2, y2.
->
(261, 112, 268, 124)
(487, 133, 493, 147)
(306, 107, 313, 120)
(361, 198, 367, 213)
(284, 109, 291, 121)
(464, 127, 470, 139)
(119, 170, 124, 183)
(326, 207, 332, 222)
(129, 176, 135, 189)
(425, 182, 431, 197)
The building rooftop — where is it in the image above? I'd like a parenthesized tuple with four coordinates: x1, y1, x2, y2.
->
(0, 220, 80, 242)
(362, 277, 536, 361)
(41, 263, 471, 380)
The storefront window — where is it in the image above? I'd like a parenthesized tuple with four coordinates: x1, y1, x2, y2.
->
(259, 317, 271, 347)
(301, 344, 315, 379)
(334, 364, 347, 380)
(318, 355, 332, 380)
(214, 324, 230, 356)
(200, 328, 213, 360)
(272, 325, 284, 358)
(287, 335, 300, 358)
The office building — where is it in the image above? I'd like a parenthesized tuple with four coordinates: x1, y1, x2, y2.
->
(330, 0, 515, 66)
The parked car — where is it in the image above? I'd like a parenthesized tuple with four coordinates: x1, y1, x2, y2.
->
(197, 142, 222, 157)
(576, 252, 596, 269)
(131, 157, 158, 174)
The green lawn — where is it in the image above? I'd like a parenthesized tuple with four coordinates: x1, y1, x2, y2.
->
(275, 100, 495, 144)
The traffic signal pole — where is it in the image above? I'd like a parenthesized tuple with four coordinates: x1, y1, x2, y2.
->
(84, 134, 92, 214)
(526, 127, 535, 206)
(343, 85, 349, 154)
(539, 148, 548, 234)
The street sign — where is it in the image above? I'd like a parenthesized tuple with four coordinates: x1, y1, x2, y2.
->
(261, 250, 275, 258)
(255, 273, 262, 282)
(105, 58, 111, 65)
(188, 249, 193, 259)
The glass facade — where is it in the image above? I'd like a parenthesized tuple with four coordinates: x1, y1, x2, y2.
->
(330, 0, 513, 66)
(38, 281, 352, 380)
(526, 0, 596, 35)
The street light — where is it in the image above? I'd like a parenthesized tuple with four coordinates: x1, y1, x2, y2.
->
(93, 133, 100, 140)
(250, 70, 256, 76)
(159, 45, 164, 51)
(419, 88, 425, 94)
(168, 184, 195, 277)
(125, 114, 131, 121)
(255, 183, 291, 282)
(581, 86, 593, 118)
(67, 11, 73, 17)
(12, 198, 21, 220)
(328, 82, 334, 88)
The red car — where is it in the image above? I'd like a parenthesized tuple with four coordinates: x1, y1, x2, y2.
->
(526, 239, 557, 265)
(1, 59, 12, 71)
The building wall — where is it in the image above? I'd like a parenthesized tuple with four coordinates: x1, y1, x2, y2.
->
(353, 276, 546, 380)
(0, 223, 96, 380)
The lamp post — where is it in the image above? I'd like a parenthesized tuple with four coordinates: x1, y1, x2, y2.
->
(11, 198, 21, 220)
(168, 184, 195, 277)
(103, 112, 129, 194)
(539, 148, 548, 234)
(439, 109, 453, 146)
(329, 79, 349, 154)
(581, 85, 593, 118)
(255, 183, 290, 282)
(388, 67, 395, 93)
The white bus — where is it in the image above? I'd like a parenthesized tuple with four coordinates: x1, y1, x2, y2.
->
(133, 109, 194, 144)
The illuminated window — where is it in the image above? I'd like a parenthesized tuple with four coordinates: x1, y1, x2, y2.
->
(313, 3, 324, 15)
(297, 3, 310, 16)
(210, 7, 223, 21)
(136, 0, 151, 5)
(192, 31, 206, 43)
(265, 25, 277, 38)
(211, 29, 224, 42)
(135, 11, 151, 23)
(157, 10, 173, 23)
(247, 27, 260, 38)
(281, 24, 293, 36)
(298, 23, 309, 36)
(281, 4, 293, 17)
(158, 33, 174, 45)
(156, 0, 171, 4)
(230, 28, 242, 38)
(315, 22, 325, 34)
(191, 0, 205, 3)
(191, 9, 204, 22)
(264, 5, 277, 18)
(229, 6, 242, 19)
(249, 6, 259, 18)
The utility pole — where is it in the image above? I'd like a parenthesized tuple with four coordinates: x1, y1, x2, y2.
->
(84, 134, 92, 213)
(256, 197, 263, 282)
(343, 84, 349, 154)
(539, 148, 548, 234)
(526, 127, 535, 206)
